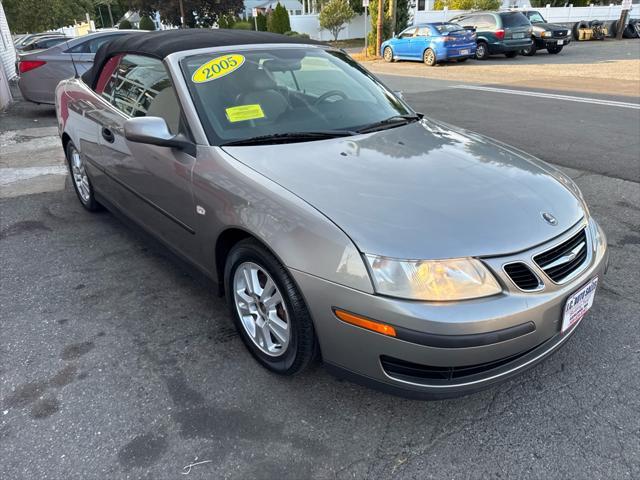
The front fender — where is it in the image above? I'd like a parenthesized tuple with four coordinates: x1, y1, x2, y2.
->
(192, 146, 374, 294)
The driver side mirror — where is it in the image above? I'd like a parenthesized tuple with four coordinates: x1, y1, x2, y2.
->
(124, 117, 196, 156)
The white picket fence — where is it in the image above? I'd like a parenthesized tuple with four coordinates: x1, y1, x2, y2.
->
(290, 14, 367, 41)
(414, 5, 639, 25)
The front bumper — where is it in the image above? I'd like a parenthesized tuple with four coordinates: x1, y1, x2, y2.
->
(535, 36, 571, 48)
(294, 217, 608, 398)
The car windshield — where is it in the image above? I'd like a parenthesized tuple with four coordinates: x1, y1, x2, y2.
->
(500, 12, 531, 28)
(527, 11, 546, 23)
(181, 47, 412, 145)
(435, 24, 464, 33)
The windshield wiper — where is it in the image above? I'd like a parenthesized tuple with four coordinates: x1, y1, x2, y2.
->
(220, 130, 356, 147)
(356, 114, 423, 134)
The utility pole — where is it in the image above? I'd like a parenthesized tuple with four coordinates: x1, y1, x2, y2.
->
(179, 0, 186, 28)
(376, 0, 383, 57)
(616, 0, 631, 40)
(389, 0, 396, 37)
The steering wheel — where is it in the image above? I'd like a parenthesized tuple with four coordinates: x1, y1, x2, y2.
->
(314, 90, 348, 105)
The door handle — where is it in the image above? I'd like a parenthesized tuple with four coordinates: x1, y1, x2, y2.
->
(101, 127, 115, 143)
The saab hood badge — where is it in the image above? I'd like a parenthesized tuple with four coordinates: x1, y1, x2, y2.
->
(542, 212, 558, 226)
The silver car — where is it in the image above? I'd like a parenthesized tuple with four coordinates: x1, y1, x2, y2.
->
(18, 30, 139, 104)
(55, 30, 608, 398)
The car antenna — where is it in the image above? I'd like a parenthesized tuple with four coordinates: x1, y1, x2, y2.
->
(64, 35, 79, 78)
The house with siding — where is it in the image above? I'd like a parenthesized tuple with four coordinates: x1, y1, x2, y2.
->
(0, 1, 16, 108)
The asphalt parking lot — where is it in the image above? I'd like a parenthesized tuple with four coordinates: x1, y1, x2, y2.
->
(1, 42, 639, 479)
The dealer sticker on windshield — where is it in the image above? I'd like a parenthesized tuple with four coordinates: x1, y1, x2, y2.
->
(192, 54, 245, 83)
(562, 277, 598, 333)
(225, 104, 265, 123)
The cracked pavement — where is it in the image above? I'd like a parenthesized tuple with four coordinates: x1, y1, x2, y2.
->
(1, 67, 639, 479)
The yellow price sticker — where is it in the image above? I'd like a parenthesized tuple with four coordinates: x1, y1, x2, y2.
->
(192, 54, 245, 83)
(225, 104, 265, 123)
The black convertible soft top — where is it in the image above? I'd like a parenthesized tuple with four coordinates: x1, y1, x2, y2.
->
(82, 29, 324, 89)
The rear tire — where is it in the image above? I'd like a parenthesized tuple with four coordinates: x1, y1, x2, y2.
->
(547, 45, 563, 54)
(383, 46, 394, 63)
(423, 48, 437, 66)
(224, 238, 317, 375)
(475, 42, 489, 60)
(65, 141, 101, 212)
(505, 51, 518, 58)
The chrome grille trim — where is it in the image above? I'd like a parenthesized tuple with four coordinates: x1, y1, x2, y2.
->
(533, 228, 590, 284)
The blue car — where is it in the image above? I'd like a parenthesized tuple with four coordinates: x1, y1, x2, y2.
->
(381, 23, 477, 66)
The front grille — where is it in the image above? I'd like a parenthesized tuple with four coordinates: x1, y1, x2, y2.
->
(381, 341, 544, 383)
(504, 262, 541, 291)
(553, 31, 567, 38)
(534, 229, 588, 283)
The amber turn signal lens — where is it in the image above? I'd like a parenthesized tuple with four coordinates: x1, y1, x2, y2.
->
(334, 309, 396, 337)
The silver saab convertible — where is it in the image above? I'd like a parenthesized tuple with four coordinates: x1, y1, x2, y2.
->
(55, 30, 608, 398)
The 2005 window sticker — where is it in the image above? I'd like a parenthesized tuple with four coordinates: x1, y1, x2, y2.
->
(192, 54, 245, 83)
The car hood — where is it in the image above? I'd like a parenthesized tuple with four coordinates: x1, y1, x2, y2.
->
(532, 22, 567, 31)
(222, 120, 584, 259)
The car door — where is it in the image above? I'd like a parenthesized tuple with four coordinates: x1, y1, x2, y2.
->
(95, 54, 200, 263)
(411, 26, 433, 59)
(394, 27, 417, 56)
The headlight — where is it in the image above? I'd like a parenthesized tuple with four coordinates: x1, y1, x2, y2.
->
(542, 31, 552, 38)
(365, 255, 501, 301)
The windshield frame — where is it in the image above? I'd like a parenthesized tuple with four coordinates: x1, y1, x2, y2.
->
(527, 11, 546, 24)
(176, 44, 414, 146)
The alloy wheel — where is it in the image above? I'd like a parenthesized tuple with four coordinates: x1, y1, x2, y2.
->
(383, 47, 393, 62)
(233, 262, 290, 357)
(70, 146, 90, 203)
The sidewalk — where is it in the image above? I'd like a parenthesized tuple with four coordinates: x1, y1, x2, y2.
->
(0, 84, 66, 198)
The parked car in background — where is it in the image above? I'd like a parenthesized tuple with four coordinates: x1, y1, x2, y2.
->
(19, 35, 72, 52)
(14, 32, 65, 50)
(381, 23, 477, 66)
(18, 30, 139, 104)
(449, 11, 533, 60)
(518, 10, 571, 55)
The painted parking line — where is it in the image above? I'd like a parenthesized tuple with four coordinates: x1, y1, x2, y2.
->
(450, 85, 640, 109)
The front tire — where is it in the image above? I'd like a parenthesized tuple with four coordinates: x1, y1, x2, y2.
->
(475, 42, 489, 60)
(383, 46, 394, 63)
(423, 48, 437, 66)
(65, 141, 100, 212)
(224, 239, 317, 375)
(547, 45, 563, 54)
(521, 41, 537, 56)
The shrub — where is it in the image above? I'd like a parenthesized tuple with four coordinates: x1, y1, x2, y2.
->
(138, 16, 155, 31)
(319, 0, 356, 41)
(232, 21, 253, 30)
(433, 0, 500, 10)
(267, 3, 291, 34)
(218, 15, 237, 29)
(118, 19, 133, 29)
(255, 12, 267, 32)
(284, 31, 310, 38)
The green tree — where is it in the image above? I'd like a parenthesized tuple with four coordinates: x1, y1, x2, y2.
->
(349, 0, 364, 14)
(267, 3, 291, 34)
(138, 15, 156, 30)
(394, 0, 410, 33)
(4, 0, 94, 33)
(119, 19, 133, 29)
(255, 12, 267, 31)
(433, 0, 500, 9)
(130, 0, 244, 28)
(319, 0, 356, 41)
